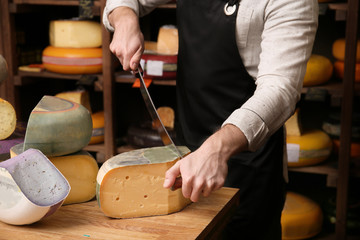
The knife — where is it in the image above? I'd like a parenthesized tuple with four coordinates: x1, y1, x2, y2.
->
(136, 66, 183, 190)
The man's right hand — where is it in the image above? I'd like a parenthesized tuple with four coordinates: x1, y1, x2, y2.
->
(108, 7, 144, 71)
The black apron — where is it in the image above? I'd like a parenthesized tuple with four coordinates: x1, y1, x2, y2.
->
(176, 0, 286, 239)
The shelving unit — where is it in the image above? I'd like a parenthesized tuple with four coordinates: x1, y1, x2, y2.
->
(0, 1, 359, 239)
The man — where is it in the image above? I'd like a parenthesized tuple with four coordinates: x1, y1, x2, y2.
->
(103, 0, 318, 239)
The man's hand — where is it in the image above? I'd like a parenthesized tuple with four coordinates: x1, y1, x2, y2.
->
(163, 124, 248, 202)
(108, 7, 144, 71)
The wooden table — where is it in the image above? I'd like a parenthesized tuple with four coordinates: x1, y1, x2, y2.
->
(0, 187, 240, 240)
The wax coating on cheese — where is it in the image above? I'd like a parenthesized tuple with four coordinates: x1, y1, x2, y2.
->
(23, 96, 92, 157)
(0, 149, 70, 225)
(96, 146, 191, 219)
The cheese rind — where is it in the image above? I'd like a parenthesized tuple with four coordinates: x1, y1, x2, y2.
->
(55, 90, 92, 113)
(0, 148, 70, 225)
(0, 98, 17, 140)
(96, 146, 191, 218)
(49, 20, 102, 48)
(23, 96, 92, 157)
(89, 111, 105, 145)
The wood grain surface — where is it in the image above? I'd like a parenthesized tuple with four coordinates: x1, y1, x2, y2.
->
(0, 187, 239, 240)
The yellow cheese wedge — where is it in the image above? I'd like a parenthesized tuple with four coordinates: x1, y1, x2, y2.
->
(303, 54, 333, 87)
(89, 111, 104, 145)
(23, 95, 92, 157)
(282, 192, 323, 240)
(55, 90, 92, 113)
(96, 145, 191, 218)
(42, 46, 102, 74)
(49, 19, 102, 48)
(0, 149, 70, 225)
(0, 98, 17, 140)
(157, 25, 178, 55)
(285, 109, 302, 137)
(286, 130, 332, 167)
(156, 106, 175, 129)
(10, 144, 99, 205)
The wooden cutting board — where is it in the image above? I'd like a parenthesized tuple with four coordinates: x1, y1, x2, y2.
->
(0, 187, 239, 240)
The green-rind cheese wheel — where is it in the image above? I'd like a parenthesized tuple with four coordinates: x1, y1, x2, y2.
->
(23, 96, 92, 157)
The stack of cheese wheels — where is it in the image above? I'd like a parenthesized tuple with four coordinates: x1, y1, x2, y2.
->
(303, 54, 333, 87)
(96, 145, 191, 218)
(332, 38, 360, 82)
(11, 95, 99, 205)
(0, 149, 70, 225)
(141, 25, 178, 80)
(42, 19, 102, 74)
(281, 192, 323, 239)
(285, 109, 332, 167)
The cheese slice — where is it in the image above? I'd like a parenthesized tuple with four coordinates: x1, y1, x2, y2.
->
(10, 145, 98, 205)
(0, 98, 17, 140)
(49, 19, 102, 48)
(55, 90, 92, 113)
(157, 25, 178, 55)
(282, 192, 323, 240)
(0, 148, 70, 225)
(96, 145, 191, 218)
(23, 96, 92, 157)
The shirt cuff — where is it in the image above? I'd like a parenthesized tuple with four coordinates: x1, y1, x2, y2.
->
(222, 108, 269, 152)
(102, 0, 140, 32)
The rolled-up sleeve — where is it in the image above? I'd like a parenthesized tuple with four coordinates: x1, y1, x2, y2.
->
(223, 0, 318, 151)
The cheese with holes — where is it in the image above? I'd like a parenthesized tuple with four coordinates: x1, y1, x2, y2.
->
(0, 148, 70, 225)
(157, 25, 178, 55)
(281, 192, 323, 240)
(89, 111, 104, 145)
(11, 145, 98, 205)
(287, 130, 332, 167)
(42, 46, 102, 74)
(0, 98, 17, 140)
(55, 90, 92, 113)
(96, 145, 191, 218)
(23, 96, 92, 157)
(49, 20, 102, 48)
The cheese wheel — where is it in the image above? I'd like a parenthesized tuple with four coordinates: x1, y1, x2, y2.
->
(42, 46, 102, 74)
(89, 111, 105, 145)
(303, 54, 333, 87)
(96, 145, 191, 218)
(23, 96, 92, 157)
(144, 41, 158, 52)
(49, 20, 102, 48)
(157, 25, 178, 55)
(286, 130, 332, 167)
(332, 139, 360, 159)
(141, 53, 177, 80)
(0, 98, 17, 140)
(0, 55, 8, 84)
(10, 145, 99, 205)
(55, 90, 92, 113)
(0, 149, 70, 225)
(333, 60, 360, 82)
(332, 38, 360, 62)
(281, 192, 323, 240)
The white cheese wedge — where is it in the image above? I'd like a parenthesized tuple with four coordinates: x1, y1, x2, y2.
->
(23, 96, 92, 157)
(0, 148, 70, 225)
(96, 145, 191, 218)
(49, 20, 102, 48)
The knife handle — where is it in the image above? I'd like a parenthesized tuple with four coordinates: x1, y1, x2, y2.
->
(171, 176, 182, 191)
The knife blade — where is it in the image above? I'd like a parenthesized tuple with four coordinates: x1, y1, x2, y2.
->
(136, 66, 183, 159)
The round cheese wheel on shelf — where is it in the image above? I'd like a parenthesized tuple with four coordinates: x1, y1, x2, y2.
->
(332, 38, 360, 62)
(286, 130, 332, 167)
(333, 60, 360, 82)
(303, 54, 333, 87)
(281, 192, 323, 240)
(42, 46, 102, 74)
(49, 19, 102, 48)
(0, 98, 16, 140)
(89, 111, 105, 145)
(141, 52, 177, 80)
